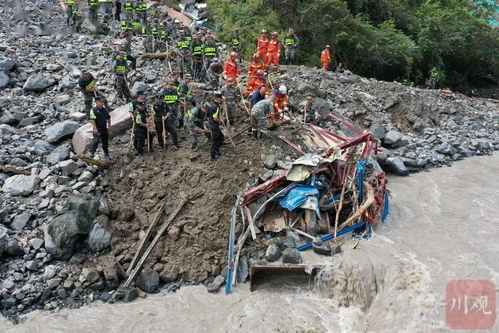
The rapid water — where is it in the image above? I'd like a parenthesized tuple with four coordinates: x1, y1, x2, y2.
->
(2, 154, 498, 333)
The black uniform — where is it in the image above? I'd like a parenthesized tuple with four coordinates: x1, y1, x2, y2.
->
(151, 101, 178, 148)
(207, 102, 224, 159)
(89, 106, 111, 156)
(134, 107, 149, 155)
(78, 74, 97, 112)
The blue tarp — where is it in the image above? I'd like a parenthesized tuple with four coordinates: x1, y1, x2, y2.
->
(279, 185, 319, 211)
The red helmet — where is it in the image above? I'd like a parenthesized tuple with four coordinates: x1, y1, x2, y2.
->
(261, 29, 267, 34)
(271, 31, 278, 37)
(230, 51, 238, 58)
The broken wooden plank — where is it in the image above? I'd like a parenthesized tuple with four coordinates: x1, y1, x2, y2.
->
(76, 154, 110, 169)
(0, 165, 30, 175)
(244, 206, 257, 240)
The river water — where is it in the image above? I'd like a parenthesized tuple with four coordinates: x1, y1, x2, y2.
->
(1, 154, 498, 333)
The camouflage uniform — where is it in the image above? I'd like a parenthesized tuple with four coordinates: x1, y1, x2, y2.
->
(221, 84, 241, 124)
(251, 99, 273, 136)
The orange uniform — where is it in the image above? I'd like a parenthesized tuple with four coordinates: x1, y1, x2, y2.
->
(257, 36, 269, 63)
(223, 59, 239, 83)
(248, 59, 264, 78)
(266, 38, 281, 68)
(274, 93, 288, 111)
(321, 48, 331, 70)
(245, 77, 266, 96)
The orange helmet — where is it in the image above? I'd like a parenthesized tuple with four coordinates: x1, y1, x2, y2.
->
(261, 29, 267, 34)
(271, 32, 278, 37)
(230, 51, 238, 58)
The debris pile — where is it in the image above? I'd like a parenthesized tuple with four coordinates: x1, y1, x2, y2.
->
(225, 122, 389, 293)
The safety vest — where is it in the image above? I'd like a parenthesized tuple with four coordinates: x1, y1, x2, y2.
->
(163, 90, 178, 104)
(430, 71, 438, 78)
(152, 27, 158, 36)
(212, 106, 220, 119)
(88, 0, 98, 7)
(120, 20, 129, 31)
(177, 39, 190, 50)
(204, 44, 217, 56)
(66, 0, 75, 4)
(284, 36, 295, 46)
(160, 31, 167, 39)
(141, 27, 148, 37)
(124, 2, 133, 10)
(192, 43, 203, 56)
(232, 37, 240, 46)
(131, 21, 141, 29)
(185, 35, 192, 42)
(115, 57, 127, 73)
(137, 3, 147, 11)
(135, 112, 146, 125)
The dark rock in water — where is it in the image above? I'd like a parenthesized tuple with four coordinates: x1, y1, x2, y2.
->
(332, 244, 342, 255)
(44, 120, 79, 143)
(312, 241, 331, 256)
(122, 287, 138, 303)
(384, 157, 409, 176)
(103, 265, 119, 289)
(265, 243, 281, 262)
(235, 255, 249, 284)
(100, 292, 112, 302)
(23, 74, 55, 92)
(136, 268, 159, 293)
(282, 248, 303, 264)
(159, 270, 178, 284)
(207, 275, 225, 293)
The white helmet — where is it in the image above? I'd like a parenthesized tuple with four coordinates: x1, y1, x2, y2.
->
(278, 85, 287, 94)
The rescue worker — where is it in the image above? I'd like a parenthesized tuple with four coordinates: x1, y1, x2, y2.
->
(72, 5, 83, 32)
(283, 28, 299, 64)
(251, 86, 266, 107)
(122, 33, 136, 69)
(65, 0, 76, 27)
(223, 52, 239, 84)
(266, 32, 281, 69)
(133, 100, 151, 155)
(161, 81, 180, 146)
(89, 97, 112, 159)
(176, 32, 192, 76)
(191, 34, 204, 81)
(79, 70, 97, 112)
(203, 35, 218, 80)
(131, 15, 142, 35)
(321, 45, 331, 70)
(99, 14, 111, 35)
(114, 51, 132, 102)
(221, 78, 241, 124)
(123, 0, 134, 19)
(272, 85, 289, 120)
(301, 96, 318, 124)
(141, 23, 153, 53)
(231, 30, 243, 63)
(245, 69, 266, 97)
(248, 54, 264, 80)
(150, 20, 160, 51)
(178, 74, 192, 128)
(136, 0, 147, 23)
(428, 67, 440, 89)
(150, 94, 169, 149)
(257, 29, 269, 64)
(172, 72, 181, 91)
(185, 102, 210, 150)
(207, 93, 225, 160)
(183, 27, 193, 42)
(206, 58, 223, 90)
(88, 0, 99, 22)
(114, 0, 121, 21)
(251, 95, 274, 139)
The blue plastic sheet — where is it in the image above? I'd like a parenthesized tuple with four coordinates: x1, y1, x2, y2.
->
(279, 185, 319, 211)
(357, 159, 366, 204)
(382, 191, 390, 221)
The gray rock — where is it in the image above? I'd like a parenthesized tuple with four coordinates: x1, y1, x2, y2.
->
(11, 213, 32, 230)
(23, 74, 55, 92)
(207, 275, 225, 293)
(385, 157, 409, 176)
(44, 265, 58, 280)
(263, 155, 277, 169)
(19, 116, 43, 127)
(61, 75, 77, 89)
(78, 170, 94, 183)
(282, 248, 303, 264)
(131, 81, 149, 97)
(5, 239, 25, 256)
(58, 160, 79, 176)
(136, 268, 159, 293)
(81, 267, 100, 284)
(383, 130, 403, 146)
(25, 260, 40, 271)
(0, 124, 16, 135)
(265, 243, 281, 262)
(371, 126, 386, 140)
(103, 265, 119, 289)
(0, 71, 9, 89)
(437, 142, 457, 156)
(0, 110, 17, 124)
(34, 140, 55, 154)
(312, 241, 331, 256)
(3, 175, 40, 196)
(0, 59, 16, 71)
(87, 224, 111, 252)
(46, 145, 71, 165)
(29, 238, 44, 250)
(0, 225, 7, 254)
(159, 271, 178, 283)
(44, 120, 79, 143)
(122, 287, 138, 302)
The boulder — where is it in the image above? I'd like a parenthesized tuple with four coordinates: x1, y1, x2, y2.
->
(159, 270, 178, 283)
(262, 154, 277, 169)
(29, 238, 44, 250)
(2, 175, 40, 196)
(103, 265, 119, 289)
(0, 71, 9, 89)
(0, 225, 7, 255)
(72, 104, 132, 154)
(282, 248, 303, 264)
(46, 145, 71, 165)
(384, 156, 409, 176)
(44, 120, 79, 143)
(383, 130, 403, 146)
(11, 213, 32, 230)
(0, 124, 16, 135)
(23, 74, 55, 92)
(87, 224, 111, 252)
(0, 59, 17, 71)
(57, 160, 79, 176)
(136, 268, 160, 293)
(312, 241, 331, 256)
(371, 126, 386, 140)
(34, 140, 55, 154)
(81, 267, 100, 284)
(207, 275, 225, 293)
(131, 81, 149, 97)
(5, 239, 24, 256)
(0, 110, 16, 124)
(265, 243, 281, 262)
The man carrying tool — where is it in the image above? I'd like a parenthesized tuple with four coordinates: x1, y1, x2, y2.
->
(136, 0, 147, 23)
(133, 100, 151, 155)
(248, 53, 264, 80)
(191, 34, 204, 81)
(178, 74, 193, 129)
(123, 0, 134, 19)
(257, 29, 269, 64)
(88, 0, 99, 23)
(150, 93, 169, 150)
(206, 58, 224, 90)
(89, 97, 112, 159)
(266, 32, 281, 70)
(79, 70, 97, 112)
(185, 102, 210, 150)
(128, 91, 147, 150)
(114, 51, 132, 102)
(271, 85, 289, 120)
(71, 5, 84, 33)
(221, 78, 241, 125)
(251, 94, 274, 139)
(231, 30, 243, 63)
(283, 28, 299, 64)
(207, 93, 225, 160)
(162, 81, 180, 148)
(301, 96, 318, 124)
(321, 45, 331, 70)
(141, 23, 153, 53)
(176, 32, 192, 77)
(64, 0, 76, 27)
(224, 52, 239, 84)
